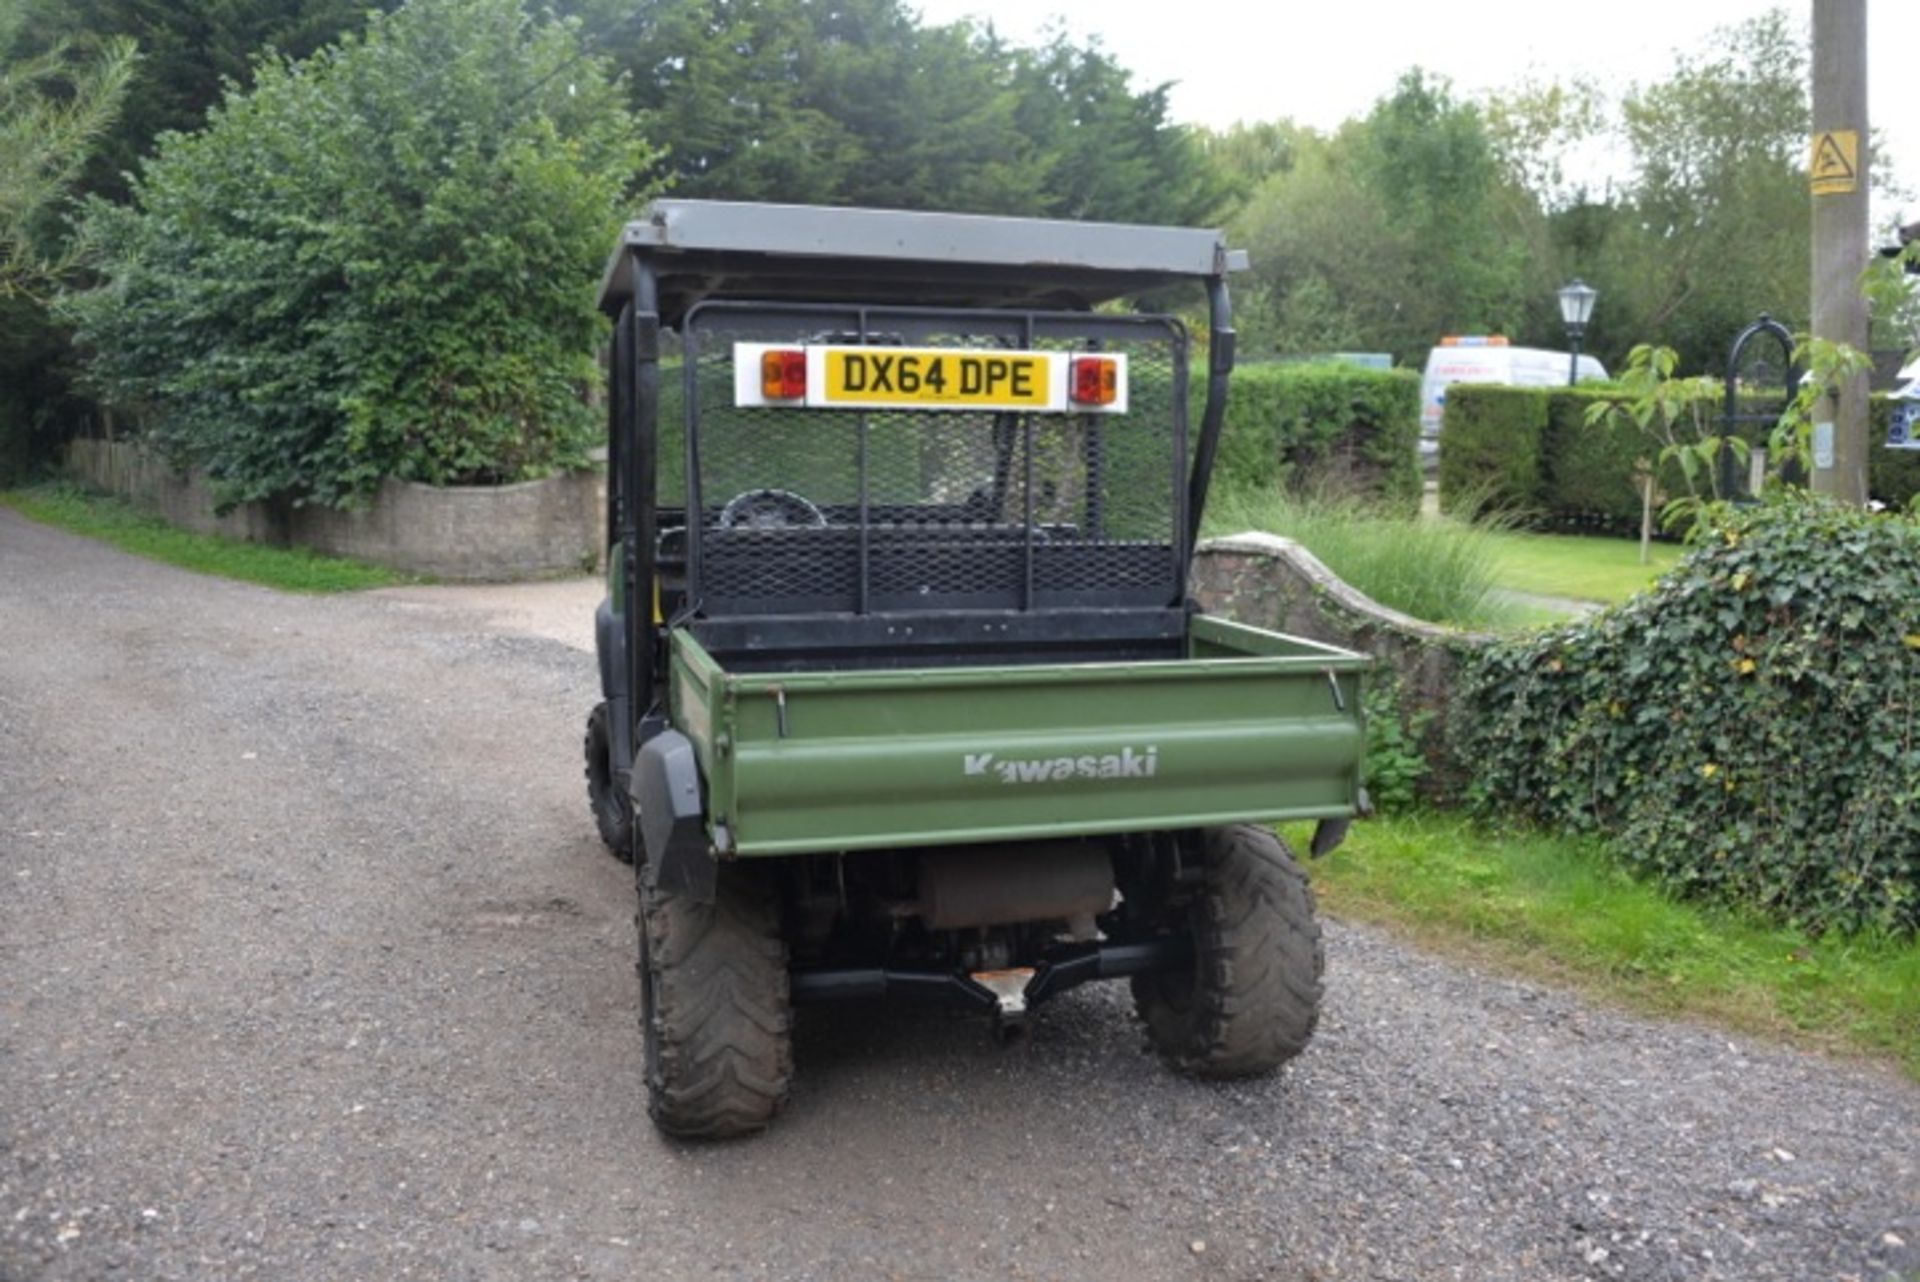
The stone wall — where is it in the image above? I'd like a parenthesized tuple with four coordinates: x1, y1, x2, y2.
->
(1192, 532, 1491, 801)
(66, 439, 602, 582)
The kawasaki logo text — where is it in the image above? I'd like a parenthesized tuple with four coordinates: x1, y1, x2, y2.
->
(962, 746, 1159, 785)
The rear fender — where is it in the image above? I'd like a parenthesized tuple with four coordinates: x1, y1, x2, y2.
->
(595, 597, 626, 702)
(596, 598, 633, 772)
(630, 729, 715, 901)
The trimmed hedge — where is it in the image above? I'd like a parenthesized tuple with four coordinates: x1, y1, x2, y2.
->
(1542, 387, 1660, 526)
(1435, 384, 1548, 513)
(1208, 362, 1421, 513)
(1441, 384, 1920, 527)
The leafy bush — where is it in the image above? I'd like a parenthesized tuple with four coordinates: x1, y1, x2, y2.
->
(1203, 485, 1509, 628)
(1458, 498, 1920, 934)
(62, 0, 650, 510)
(1208, 363, 1421, 513)
(1361, 679, 1432, 812)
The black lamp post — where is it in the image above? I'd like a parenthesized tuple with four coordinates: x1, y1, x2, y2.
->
(1557, 278, 1598, 386)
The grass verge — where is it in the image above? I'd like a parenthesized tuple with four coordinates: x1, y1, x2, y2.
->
(1, 481, 406, 593)
(1478, 529, 1683, 605)
(1286, 812, 1920, 1082)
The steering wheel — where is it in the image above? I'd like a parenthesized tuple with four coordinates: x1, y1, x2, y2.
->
(718, 488, 828, 531)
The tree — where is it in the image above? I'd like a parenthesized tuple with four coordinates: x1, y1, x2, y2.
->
(14, 0, 397, 203)
(62, 0, 651, 510)
(1228, 72, 1542, 362)
(1008, 33, 1222, 225)
(600, 0, 867, 205)
(1483, 77, 1605, 213)
(1223, 13, 1817, 373)
(1354, 70, 1534, 345)
(1198, 119, 1307, 217)
(808, 7, 1048, 214)
(3, 0, 388, 482)
(1475, 9, 1812, 371)
(594, 0, 1215, 221)
(602, 0, 1032, 210)
(1229, 130, 1395, 357)
(0, 0, 134, 297)
(1597, 8, 1810, 370)
(0, 0, 135, 482)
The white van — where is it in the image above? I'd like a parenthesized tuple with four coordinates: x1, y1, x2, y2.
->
(1419, 337, 1607, 468)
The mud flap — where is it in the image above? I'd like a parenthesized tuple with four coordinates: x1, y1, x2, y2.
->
(631, 730, 715, 901)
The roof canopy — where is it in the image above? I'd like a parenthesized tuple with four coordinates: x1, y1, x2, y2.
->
(597, 200, 1247, 323)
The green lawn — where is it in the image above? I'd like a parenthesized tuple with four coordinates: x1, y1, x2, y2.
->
(2, 481, 407, 593)
(1286, 813, 1920, 1082)
(1478, 529, 1683, 605)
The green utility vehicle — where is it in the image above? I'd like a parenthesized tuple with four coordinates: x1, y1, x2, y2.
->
(586, 201, 1369, 1138)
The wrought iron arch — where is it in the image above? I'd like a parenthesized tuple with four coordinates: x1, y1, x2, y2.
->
(1721, 315, 1799, 499)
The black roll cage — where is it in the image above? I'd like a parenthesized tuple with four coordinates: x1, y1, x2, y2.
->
(597, 202, 1243, 757)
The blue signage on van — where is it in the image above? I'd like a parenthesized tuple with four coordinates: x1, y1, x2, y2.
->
(1890, 400, 1920, 449)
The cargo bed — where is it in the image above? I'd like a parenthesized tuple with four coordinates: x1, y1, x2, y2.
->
(669, 614, 1368, 856)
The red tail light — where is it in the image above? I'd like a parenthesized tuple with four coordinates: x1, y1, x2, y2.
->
(761, 349, 807, 400)
(1069, 355, 1117, 406)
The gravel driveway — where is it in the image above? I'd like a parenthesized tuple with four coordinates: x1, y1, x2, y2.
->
(3, 507, 1916, 1282)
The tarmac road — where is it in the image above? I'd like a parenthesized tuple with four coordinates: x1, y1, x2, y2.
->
(3, 507, 1917, 1282)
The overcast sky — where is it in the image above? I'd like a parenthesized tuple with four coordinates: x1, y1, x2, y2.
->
(912, 0, 1917, 229)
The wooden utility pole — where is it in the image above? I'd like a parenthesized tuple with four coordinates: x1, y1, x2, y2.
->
(1809, 0, 1871, 504)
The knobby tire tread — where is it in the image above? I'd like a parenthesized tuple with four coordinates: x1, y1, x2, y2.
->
(638, 860, 793, 1139)
(1133, 825, 1324, 1078)
(583, 702, 635, 863)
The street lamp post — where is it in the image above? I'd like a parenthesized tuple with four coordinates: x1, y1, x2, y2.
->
(1557, 278, 1598, 386)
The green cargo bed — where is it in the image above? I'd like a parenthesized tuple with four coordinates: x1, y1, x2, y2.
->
(669, 615, 1368, 856)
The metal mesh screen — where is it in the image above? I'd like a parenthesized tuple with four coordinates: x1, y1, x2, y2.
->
(680, 304, 1187, 616)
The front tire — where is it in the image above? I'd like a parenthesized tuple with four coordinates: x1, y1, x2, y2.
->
(1132, 825, 1323, 1078)
(638, 860, 793, 1139)
(584, 702, 634, 863)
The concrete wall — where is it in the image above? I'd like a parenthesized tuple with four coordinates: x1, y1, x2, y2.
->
(1192, 532, 1491, 801)
(67, 439, 602, 582)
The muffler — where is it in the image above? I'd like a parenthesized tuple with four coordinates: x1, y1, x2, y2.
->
(916, 840, 1115, 931)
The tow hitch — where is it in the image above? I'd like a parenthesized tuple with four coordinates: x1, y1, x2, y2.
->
(972, 967, 1037, 1042)
(788, 938, 1191, 1040)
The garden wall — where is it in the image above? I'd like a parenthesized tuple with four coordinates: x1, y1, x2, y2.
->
(1192, 531, 1489, 802)
(66, 439, 602, 581)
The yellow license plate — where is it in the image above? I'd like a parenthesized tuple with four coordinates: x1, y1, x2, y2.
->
(822, 347, 1053, 410)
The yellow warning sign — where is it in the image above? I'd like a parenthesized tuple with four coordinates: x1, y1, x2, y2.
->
(1809, 130, 1859, 195)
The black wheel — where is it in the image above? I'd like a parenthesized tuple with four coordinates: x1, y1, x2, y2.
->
(637, 860, 793, 1139)
(584, 702, 634, 863)
(1132, 825, 1323, 1078)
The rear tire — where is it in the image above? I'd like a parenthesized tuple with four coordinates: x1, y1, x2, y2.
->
(1132, 825, 1323, 1078)
(584, 702, 634, 863)
(637, 860, 793, 1139)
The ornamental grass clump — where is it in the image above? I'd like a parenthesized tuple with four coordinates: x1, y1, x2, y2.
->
(1458, 497, 1920, 935)
(1202, 485, 1508, 629)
